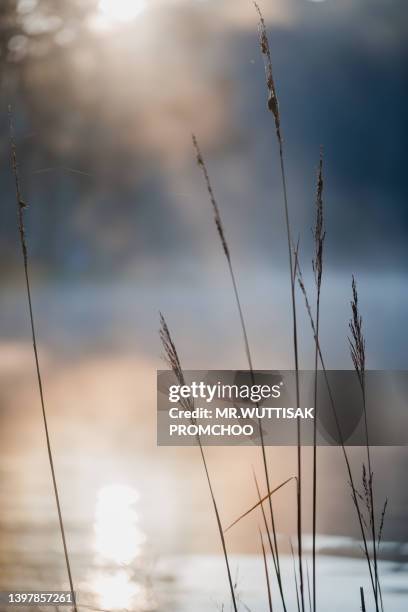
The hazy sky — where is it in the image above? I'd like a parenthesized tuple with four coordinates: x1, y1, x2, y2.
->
(0, 0, 406, 277)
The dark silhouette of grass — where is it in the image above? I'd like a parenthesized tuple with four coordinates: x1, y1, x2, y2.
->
(159, 313, 238, 612)
(254, 5, 304, 609)
(253, 470, 280, 594)
(259, 528, 273, 612)
(306, 563, 312, 612)
(224, 476, 295, 533)
(311, 151, 325, 612)
(192, 133, 288, 611)
(8, 107, 77, 612)
(360, 586, 367, 611)
(349, 277, 384, 611)
(378, 498, 388, 555)
(296, 259, 383, 606)
(290, 538, 301, 612)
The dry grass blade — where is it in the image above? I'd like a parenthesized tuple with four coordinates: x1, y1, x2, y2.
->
(306, 562, 312, 612)
(159, 313, 189, 407)
(159, 313, 238, 612)
(377, 498, 387, 612)
(254, 2, 280, 135)
(349, 276, 366, 392)
(224, 477, 295, 533)
(191, 134, 253, 370)
(192, 134, 287, 610)
(295, 258, 378, 602)
(311, 151, 325, 612)
(292, 235, 301, 285)
(378, 498, 388, 551)
(360, 587, 367, 612)
(259, 528, 273, 612)
(254, 6, 303, 607)
(362, 464, 371, 522)
(312, 152, 325, 290)
(253, 469, 289, 612)
(253, 471, 278, 577)
(9, 107, 77, 612)
(192, 134, 229, 261)
(290, 539, 301, 612)
(349, 277, 380, 610)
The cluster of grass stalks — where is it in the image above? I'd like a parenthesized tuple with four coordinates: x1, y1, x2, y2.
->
(160, 4, 388, 611)
(8, 3, 388, 612)
(297, 254, 387, 612)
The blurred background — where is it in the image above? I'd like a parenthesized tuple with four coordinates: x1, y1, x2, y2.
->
(0, 0, 407, 610)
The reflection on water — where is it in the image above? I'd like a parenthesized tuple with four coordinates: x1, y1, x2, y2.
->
(0, 343, 407, 610)
(89, 484, 155, 611)
(94, 484, 145, 565)
(90, 569, 146, 610)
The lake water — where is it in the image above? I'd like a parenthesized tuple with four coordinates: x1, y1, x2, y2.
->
(0, 285, 407, 611)
(0, 479, 407, 612)
(1, 547, 407, 611)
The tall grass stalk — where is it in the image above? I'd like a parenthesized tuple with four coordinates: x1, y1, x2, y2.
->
(253, 471, 279, 580)
(224, 476, 295, 534)
(295, 260, 378, 600)
(290, 539, 301, 612)
(360, 587, 367, 612)
(306, 563, 312, 612)
(311, 152, 325, 612)
(159, 314, 238, 612)
(192, 134, 287, 611)
(259, 528, 273, 612)
(8, 109, 77, 612)
(349, 277, 380, 611)
(255, 4, 303, 609)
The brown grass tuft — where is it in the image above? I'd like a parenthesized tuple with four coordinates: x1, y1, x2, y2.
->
(159, 313, 238, 612)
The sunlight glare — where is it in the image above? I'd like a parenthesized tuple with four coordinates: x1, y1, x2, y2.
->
(94, 484, 145, 565)
(98, 0, 147, 23)
(91, 569, 141, 610)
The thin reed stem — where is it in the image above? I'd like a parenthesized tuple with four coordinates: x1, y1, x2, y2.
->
(360, 587, 366, 612)
(9, 108, 77, 612)
(295, 259, 377, 599)
(255, 5, 303, 609)
(192, 134, 287, 611)
(224, 476, 295, 534)
(349, 277, 380, 611)
(159, 314, 238, 612)
(259, 528, 273, 612)
(253, 471, 279, 580)
(306, 563, 312, 612)
(290, 539, 301, 612)
(312, 151, 325, 612)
